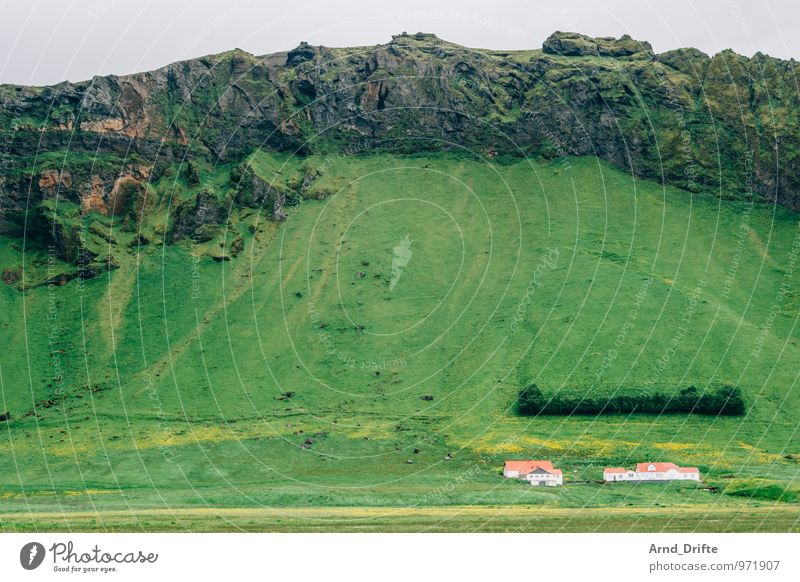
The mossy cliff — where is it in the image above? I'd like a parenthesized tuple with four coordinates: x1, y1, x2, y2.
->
(1, 31, 798, 268)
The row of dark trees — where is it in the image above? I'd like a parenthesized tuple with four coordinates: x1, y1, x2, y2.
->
(517, 384, 746, 417)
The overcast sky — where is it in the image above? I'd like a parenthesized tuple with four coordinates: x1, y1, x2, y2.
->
(1, 0, 799, 86)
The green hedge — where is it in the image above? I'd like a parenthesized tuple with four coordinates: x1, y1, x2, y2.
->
(517, 384, 746, 416)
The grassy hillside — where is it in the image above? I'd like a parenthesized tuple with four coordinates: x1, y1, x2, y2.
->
(1, 153, 798, 530)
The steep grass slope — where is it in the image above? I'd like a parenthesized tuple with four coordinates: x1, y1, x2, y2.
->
(1, 153, 798, 524)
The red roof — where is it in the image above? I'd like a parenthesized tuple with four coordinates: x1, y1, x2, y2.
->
(504, 460, 555, 475)
(605, 464, 700, 475)
(636, 462, 679, 473)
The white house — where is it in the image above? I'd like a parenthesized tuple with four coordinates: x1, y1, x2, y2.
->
(503, 460, 563, 486)
(603, 462, 700, 482)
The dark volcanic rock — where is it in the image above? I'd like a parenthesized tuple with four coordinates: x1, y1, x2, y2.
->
(170, 190, 225, 242)
(286, 42, 317, 66)
(543, 31, 653, 58)
(233, 163, 289, 221)
(0, 30, 798, 219)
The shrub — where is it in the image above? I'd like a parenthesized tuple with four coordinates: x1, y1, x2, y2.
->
(723, 480, 797, 503)
(517, 384, 545, 415)
(517, 384, 746, 416)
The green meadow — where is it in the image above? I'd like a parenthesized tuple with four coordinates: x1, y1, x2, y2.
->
(1, 153, 798, 531)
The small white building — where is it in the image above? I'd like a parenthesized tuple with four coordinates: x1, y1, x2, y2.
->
(503, 460, 563, 486)
(603, 462, 700, 482)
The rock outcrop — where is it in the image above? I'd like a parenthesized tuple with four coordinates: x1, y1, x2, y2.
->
(170, 190, 226, 242)
(1, 30, 798, 243)
(542, 31, 653, 58)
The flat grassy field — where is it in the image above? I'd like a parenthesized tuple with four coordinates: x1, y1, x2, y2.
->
(2, 505, 799, 533)
(1, 153, 798, 531)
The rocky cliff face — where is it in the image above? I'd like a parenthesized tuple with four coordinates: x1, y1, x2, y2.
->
(1, 31, 798, 257)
